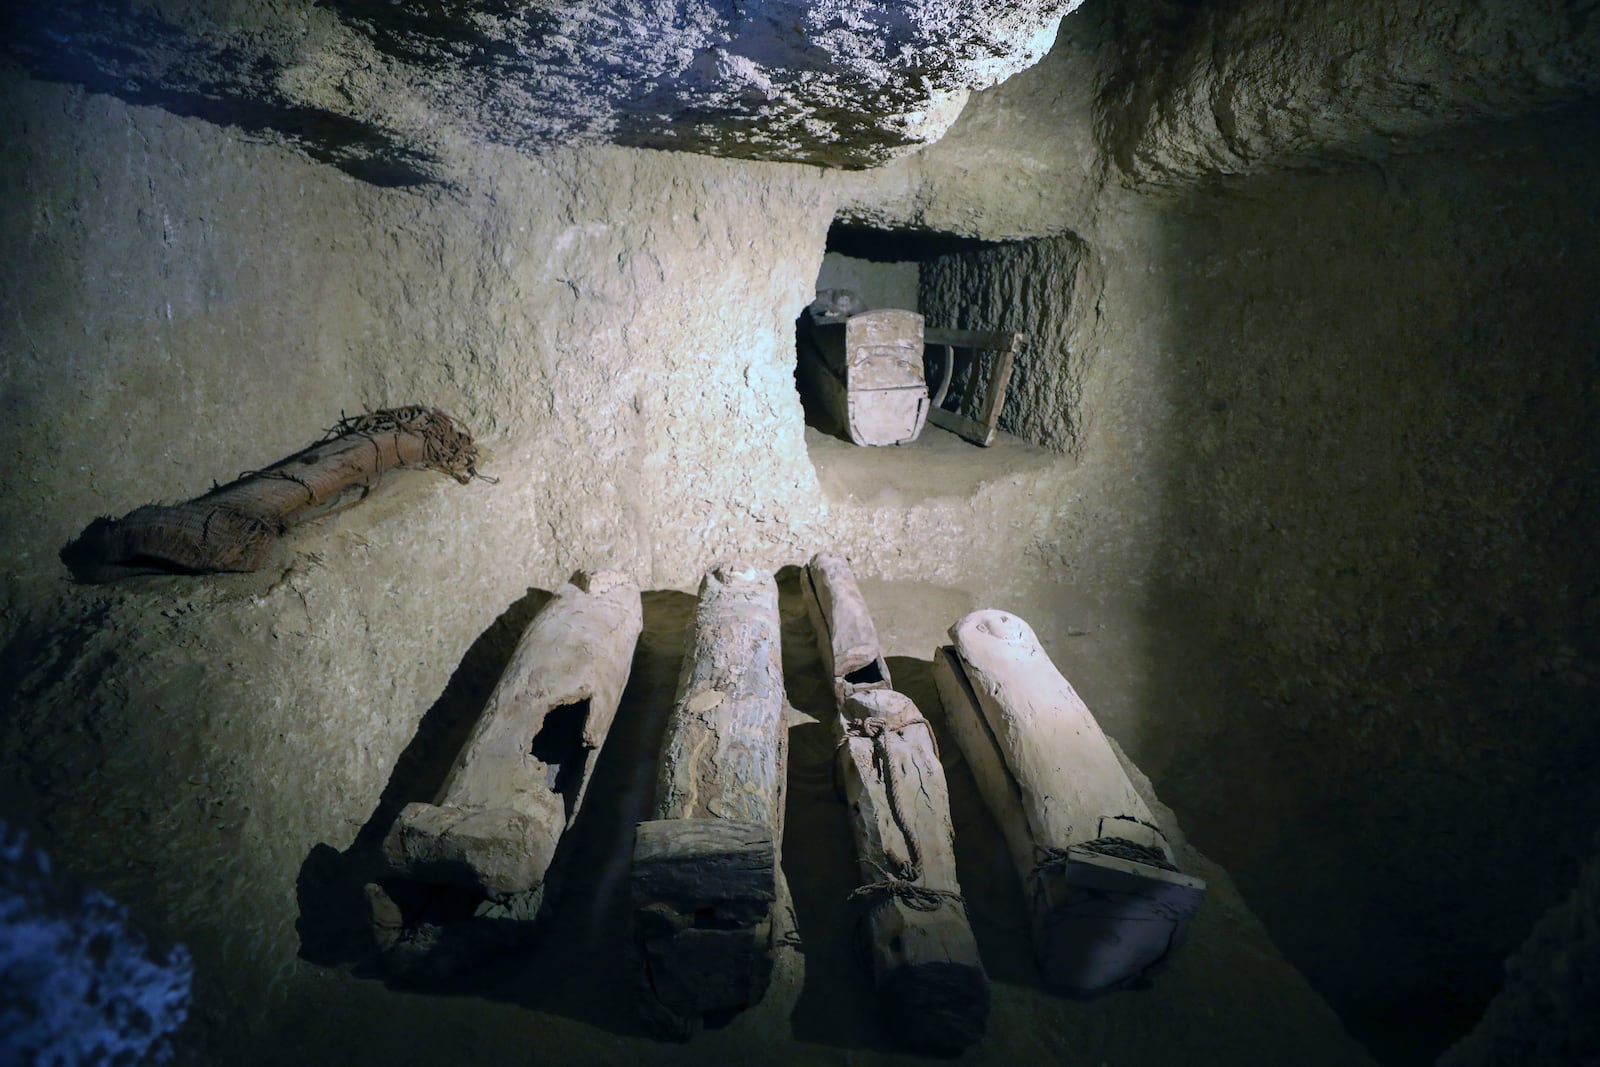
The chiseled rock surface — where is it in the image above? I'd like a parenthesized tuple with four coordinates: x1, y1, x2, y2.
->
(1440, 836, 1600, 1067)
(919, 234, 1098, 457)
(1097, 0, 1600, 185)
(0, 821, 192, 1066)
(2, 0, 1080, 183)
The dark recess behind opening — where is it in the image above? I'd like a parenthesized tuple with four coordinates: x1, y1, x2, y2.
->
(826, 222, 1009, 263)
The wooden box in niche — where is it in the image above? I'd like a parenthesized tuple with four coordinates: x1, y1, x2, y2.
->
(800, 308, 929, 447)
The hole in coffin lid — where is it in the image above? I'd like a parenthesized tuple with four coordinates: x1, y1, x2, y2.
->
(530, 699, 592, 821)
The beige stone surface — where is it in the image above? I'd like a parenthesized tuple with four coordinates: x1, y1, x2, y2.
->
(3, 0, 1599, 1062)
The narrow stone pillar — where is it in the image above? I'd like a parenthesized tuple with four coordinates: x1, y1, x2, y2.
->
(804, 552, 988, 1053)
(933, 609, 1206, 994)
(367, 569, 643, 979)
(631, 562, 789, 1039)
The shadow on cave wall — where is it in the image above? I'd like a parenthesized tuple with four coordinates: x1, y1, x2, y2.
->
(1129, 105, 1600, 1064)
(773, 566, 889, 1052)
(294, 584, 558, 970)
(2, 4, 440, 187)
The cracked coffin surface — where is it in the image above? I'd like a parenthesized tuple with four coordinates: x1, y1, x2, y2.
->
(632, 563, 789, 1037)
(383, 571, 644, 897)
(805, 552, 989, 1053)
(3, 0, 1081, 182)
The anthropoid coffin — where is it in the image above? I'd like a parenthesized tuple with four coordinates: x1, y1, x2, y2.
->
(632, 563, 790, 1039)
(932, 609, 1206, 994)
(367, 570, 643, 980)
(799, 303, 929, 447)
(802, 552, 989, 1053)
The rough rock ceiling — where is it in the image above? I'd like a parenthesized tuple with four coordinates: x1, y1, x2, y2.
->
(3, 0, 1082, 185)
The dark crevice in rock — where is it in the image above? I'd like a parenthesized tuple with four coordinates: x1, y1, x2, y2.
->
(826, 221, 1013, 264)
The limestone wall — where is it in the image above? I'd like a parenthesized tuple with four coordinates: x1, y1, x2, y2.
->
(2, 0, 1080, 177)
(0, 69, 848, 605)
(1098, 0, 1600, 186)
(1095, 105, 1600, 1053)
(845, 5, 1600, 1051)
(813, 252, 919, 312)
(0, 69, 837, 1048)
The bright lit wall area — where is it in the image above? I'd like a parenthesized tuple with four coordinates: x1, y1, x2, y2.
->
(3, 2, 1598, 1065)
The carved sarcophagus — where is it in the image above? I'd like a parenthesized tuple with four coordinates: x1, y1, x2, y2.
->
(799, 307, 929, 447)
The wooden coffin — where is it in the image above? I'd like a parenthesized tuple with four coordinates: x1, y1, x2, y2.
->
(932, 609, 1206, 994)
(802, 552, 988, 1052)
(632, 562, 790, 1038)
(800, 309, 929, 447)
(368, 570, 643, 979)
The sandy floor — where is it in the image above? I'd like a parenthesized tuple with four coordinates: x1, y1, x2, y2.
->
(804, 422, 1070, 507)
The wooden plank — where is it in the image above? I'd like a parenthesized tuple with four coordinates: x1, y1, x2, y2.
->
(977, 339, 1018, 445)
(633, 562, 789, 1038)
(923, 328, 1028, 350)
(370, 569, 643, 978)
(804, 553, 988, 1052)
(922, 330, 1023, 447)
(927, 406, 999, 448)
(631, 818, 777, 1033)
(632, 819, 776, 914)
(935, 610, 1206, 994)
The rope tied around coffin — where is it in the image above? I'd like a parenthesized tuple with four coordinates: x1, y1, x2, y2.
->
(231, 406, 488, 493)
(833, 714, 908, 752)
(838, 712, 964, 912)
(1030, 835, 1180, 882)
(226, 468, 319, 505)
(849, 860, 966, 914)
(327, 405, 491, 484)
